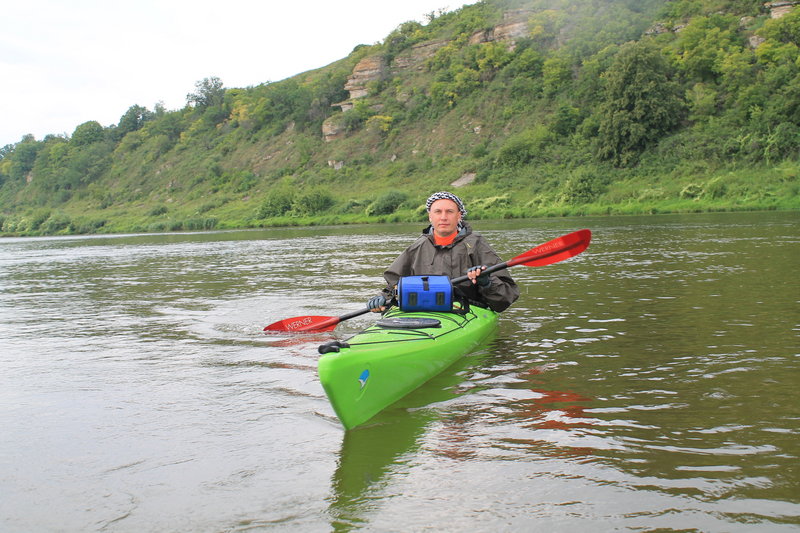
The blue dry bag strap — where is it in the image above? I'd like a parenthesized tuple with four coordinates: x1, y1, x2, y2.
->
(450, 285, 470, 315)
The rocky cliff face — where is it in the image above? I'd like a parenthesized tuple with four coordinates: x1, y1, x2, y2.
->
(352, 11, 532, 97)
(325, 10, 532, 141)
(392, 40, 449, 73)
(469, 9, 532, 47)
(343, 56, 387, 100)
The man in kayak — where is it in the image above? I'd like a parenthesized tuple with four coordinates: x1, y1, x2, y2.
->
(367, 191, 519, 313)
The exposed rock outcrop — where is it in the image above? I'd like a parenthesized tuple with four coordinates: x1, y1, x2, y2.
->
(392, 40, 449, 72)
(322, 115, 346, 142)
(451, 172, 476, 188)
(469, 9, 532, 47)
(765, 1, 799, 18)
(750, 35, 766, 48)
(344, 56, 387, 98)
(333, 55, 388, 111)
(644, 22, 671, 36)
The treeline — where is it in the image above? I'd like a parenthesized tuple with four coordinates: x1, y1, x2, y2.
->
(0, 68, 350, 200)
(1, 0, 798, 235)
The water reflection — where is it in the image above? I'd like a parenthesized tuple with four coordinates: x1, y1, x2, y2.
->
(327, 411, 434, 531)
(326, 339, 495, 530)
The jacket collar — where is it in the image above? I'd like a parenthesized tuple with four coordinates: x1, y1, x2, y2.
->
(423, 222, 471, 246)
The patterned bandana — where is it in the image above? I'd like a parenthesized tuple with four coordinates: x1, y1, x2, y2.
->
(425, 191, 467, 217)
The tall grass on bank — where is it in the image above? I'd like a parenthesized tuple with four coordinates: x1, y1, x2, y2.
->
(2, 161, 797, 237)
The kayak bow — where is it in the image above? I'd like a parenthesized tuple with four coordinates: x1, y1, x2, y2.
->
(317, 305, 498, 430)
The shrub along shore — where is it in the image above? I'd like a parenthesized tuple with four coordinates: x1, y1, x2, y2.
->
(2, 160, 797, 237)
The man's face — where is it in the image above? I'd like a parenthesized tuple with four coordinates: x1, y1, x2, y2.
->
(428, 199, 461, 238)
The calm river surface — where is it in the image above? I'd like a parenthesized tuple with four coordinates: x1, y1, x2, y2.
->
(1, 211, 798, 532)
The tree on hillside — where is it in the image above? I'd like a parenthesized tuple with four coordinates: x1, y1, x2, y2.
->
(71, 121, 105, 146)
(117, 104, 154, 136)
(187, 76, 225, 109)
(671, 14, 742, 82)
(4, 135, 40, 180)
(0, 143, 14, 160)
(596, 41, 685, 166)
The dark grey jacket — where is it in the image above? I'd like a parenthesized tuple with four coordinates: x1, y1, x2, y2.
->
(381, 223, 519, 312)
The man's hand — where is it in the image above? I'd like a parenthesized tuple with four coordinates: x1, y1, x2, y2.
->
(367, 294, 387, 312)
(466, 265, 490, 287)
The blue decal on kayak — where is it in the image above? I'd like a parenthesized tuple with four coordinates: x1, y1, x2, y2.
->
(358, 369, 369, 389)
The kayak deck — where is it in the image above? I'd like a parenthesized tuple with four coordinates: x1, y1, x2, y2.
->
(318, 305, 498, 430)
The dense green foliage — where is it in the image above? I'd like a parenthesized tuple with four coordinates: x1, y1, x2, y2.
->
(1, 0, 798, 235)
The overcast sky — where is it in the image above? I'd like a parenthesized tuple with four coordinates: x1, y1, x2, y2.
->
(0, 0, 473, 148)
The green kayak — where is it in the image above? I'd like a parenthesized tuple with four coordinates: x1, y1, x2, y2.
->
(317, 305, 498, 430)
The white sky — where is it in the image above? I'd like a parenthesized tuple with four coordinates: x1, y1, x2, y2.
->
(0, 0, 472, 148)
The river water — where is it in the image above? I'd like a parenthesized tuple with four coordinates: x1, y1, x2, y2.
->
(0, 211, 798, 532)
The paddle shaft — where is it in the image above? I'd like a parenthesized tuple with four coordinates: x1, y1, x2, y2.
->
(264, 229, 591, 332)
(312, 308, 371, 331)
(451, 230, 589, 284)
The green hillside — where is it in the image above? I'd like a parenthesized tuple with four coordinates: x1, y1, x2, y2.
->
(1, 0, 799, 236)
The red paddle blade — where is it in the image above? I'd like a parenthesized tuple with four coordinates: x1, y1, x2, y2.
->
(508, 229, 592, 268)
(263, 315, 339, 333)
